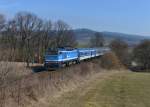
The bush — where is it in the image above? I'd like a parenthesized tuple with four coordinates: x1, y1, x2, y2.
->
(109, 39, 129, 67)
(133, 40, 150, 70)
(100, 52, 123, 70)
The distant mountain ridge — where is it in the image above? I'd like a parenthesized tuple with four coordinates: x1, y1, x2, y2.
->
(73, 28, 150, 46)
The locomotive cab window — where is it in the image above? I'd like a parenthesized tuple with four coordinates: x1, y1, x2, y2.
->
(59, 52, 63, 54)
(46, 51, 58, 55)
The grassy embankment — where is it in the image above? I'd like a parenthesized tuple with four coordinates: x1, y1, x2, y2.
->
(49, 71, 150, 107)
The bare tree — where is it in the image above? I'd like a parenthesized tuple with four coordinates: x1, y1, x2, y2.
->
(5, 20, 17, 49)
(0, 12, 77, 64)
(35, 20, 53, 63)
(133, 40, 150, 70)
(0, 14, 5, 49)
(14, 12, 43, 67)
(31, 19, 52, 63)
(0, 16, 16, 106)
(90, 32, 104, 47)
(109, 39, 129, 67)
(42, 20, 52, 50)
(0, 14, 5, 31)
(53, 20, 76, 48)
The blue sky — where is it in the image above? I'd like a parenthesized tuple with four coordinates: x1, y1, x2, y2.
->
(0, 0, 150, 36)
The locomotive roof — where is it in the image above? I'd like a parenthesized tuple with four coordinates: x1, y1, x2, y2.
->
(48, 47, 110, 52)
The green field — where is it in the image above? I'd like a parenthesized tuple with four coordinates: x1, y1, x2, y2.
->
(49, 72, 150, 107)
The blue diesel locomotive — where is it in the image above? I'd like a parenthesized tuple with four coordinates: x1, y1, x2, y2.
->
(44, 47, 110, 69)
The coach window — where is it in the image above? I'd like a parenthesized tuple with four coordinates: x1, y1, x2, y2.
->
(59, 52, 63, 54)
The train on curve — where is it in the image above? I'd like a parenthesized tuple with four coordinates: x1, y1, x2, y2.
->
(44, 47, 110, 69)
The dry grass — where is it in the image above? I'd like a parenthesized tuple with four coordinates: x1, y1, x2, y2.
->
(0, 59, 109, 107)
(100, 52, 123, 70)
(47, 71, 150, 107)
(0, 62, 32, 83)
(48, 70, 122, 107)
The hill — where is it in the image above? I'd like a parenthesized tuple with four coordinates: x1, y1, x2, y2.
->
(74, 28, 150, 46)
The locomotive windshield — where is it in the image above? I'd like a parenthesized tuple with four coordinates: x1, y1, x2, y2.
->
(46, 51, 58, 55)
(46, 47, 75, 55)
(46, 48, 59, 55)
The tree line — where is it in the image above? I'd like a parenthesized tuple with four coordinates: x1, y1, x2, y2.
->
(0, 12, 77, 66)
(90, 31, 150, 71)
(0, 11, 150, 71)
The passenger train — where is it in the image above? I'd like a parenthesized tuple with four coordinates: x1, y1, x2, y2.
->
(44, 47, 110, 69)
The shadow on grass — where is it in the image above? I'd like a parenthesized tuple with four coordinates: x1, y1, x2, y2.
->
(31, 65, 46, 73)
(31, 65, 57, 73)
(130, 66, 150, 73)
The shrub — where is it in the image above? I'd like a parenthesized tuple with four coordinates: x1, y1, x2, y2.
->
(133, 40, 150, 70)
(109, 39, 129, 67)
(100, 52, 123, 70)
